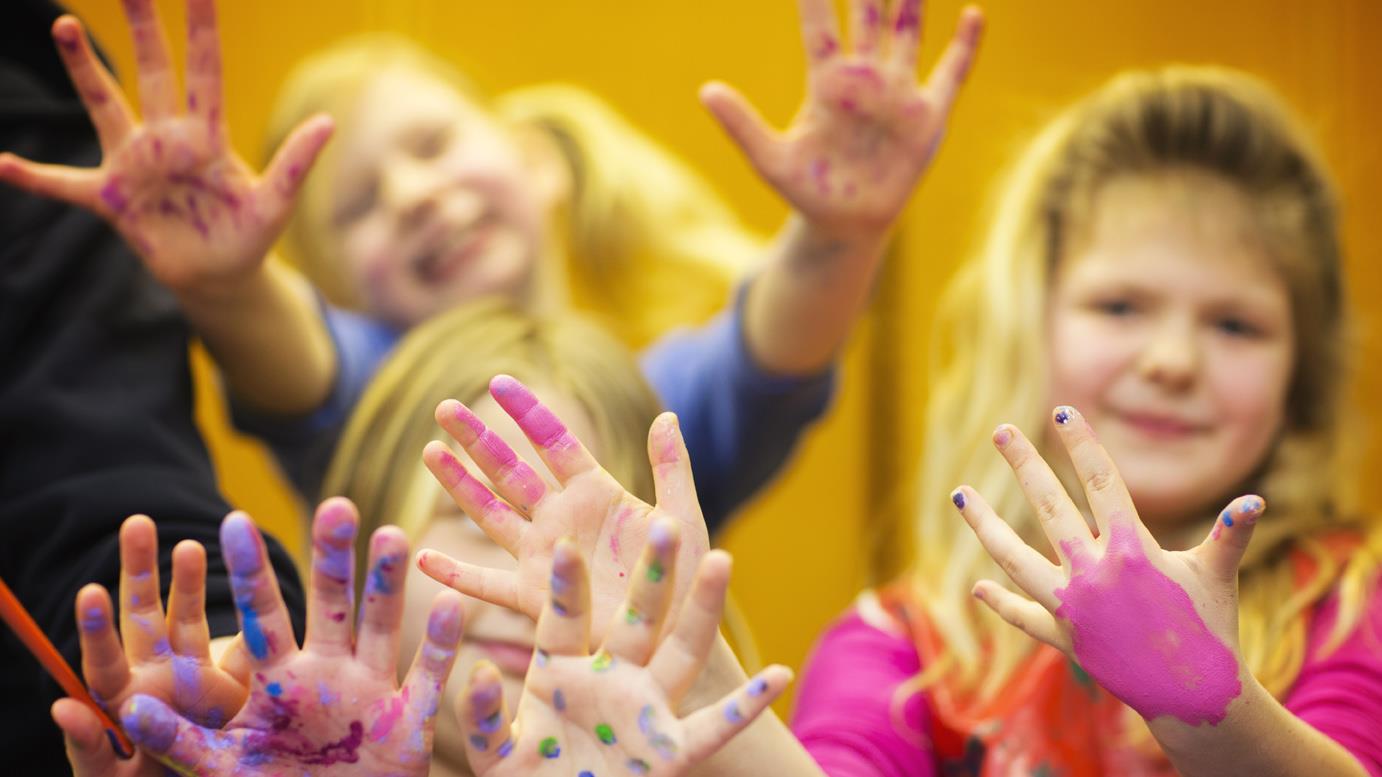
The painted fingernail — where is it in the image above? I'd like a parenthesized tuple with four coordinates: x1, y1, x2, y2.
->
(220, 513, 263, 575)
(950, 489, 966, 510)
(1221, 509, 1233, 528)
(748, 676, 769, 697)
(992, 425, 1013, 448)
(1054, 406, 1075, 425)
(428, 601, 463, 645)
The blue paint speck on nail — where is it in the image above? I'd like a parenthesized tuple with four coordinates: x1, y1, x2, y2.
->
(1054, 406, 1074, 425)
(951, 491, 965, 510)
(1221, 510, 1233, 528)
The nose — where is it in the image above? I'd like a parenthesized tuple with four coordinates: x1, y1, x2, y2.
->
(380, 156, 441, 232)
(1136, 314, 1199, 392)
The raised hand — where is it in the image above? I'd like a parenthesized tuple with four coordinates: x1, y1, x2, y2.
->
(952, 405, 1261, 727)
(52, 515, 249, 777)
(460, 519, 790, 776)
(417, 375, 710, 648)
(118, 499, 465, 775)
(702, 0, 984, 236)
(0, 0, 331, 294)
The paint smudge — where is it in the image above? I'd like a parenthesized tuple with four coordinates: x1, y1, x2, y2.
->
(369, 695, 405, 742)
(367, 552, 403, 596)
(535, 648, 549, 667)
(553, 689, 566, 711)
(538, 736, 561, 758)
(80, 607, 106, 633)
(478, 710, 503, 735)
(951, 490, 966, 510)
(100, 179, 128, 214)
(637, 705, 678, 760)
(1054, 520, 1241, 725)
(591, 651, 614, 673)
(496, 739, 514, 757)
(627, 757, 651, 774)
(469, 734, 488, 751)
(1054, 406, 1074, 425)
(724, 700, 745, 724)
(237, 594, 269, 660)
(748, 676, 769, 697)
(596, 723, 616, 745)
(266, 681, 283, 697)
(647, 558, 665, 583)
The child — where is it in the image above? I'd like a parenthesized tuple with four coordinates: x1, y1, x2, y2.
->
(788, 67, 1382, 776)
(303, 299, 789, 774)
(0, 0, 985, 531)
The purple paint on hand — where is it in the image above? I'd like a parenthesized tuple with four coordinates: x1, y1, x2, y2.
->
(369, 696, 404, 742)
(122, 695, 178, 753)
(1054, 521, 1242, 725)
(489, 375, 574, 453)
(80, 606, 106, 632)
(100, 179, 129, 214)
(220, 513, 263, 574)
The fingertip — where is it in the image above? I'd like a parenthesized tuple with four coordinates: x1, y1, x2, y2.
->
(120, 695, 178, 753)
(950, 486, 968, 511)
(219, 511, 264, 575)
(427, 592, 466, 646)
(992, 423, 1014, 448)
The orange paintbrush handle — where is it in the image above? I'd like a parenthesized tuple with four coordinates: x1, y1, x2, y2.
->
(0, 575, 134, 757)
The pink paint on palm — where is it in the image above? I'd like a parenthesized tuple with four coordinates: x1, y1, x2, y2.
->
(369, 691, 407, 742)
(1054, 520, 1241, 726)
(489, 376, 581, 468)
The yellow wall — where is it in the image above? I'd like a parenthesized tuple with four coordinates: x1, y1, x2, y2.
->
(66, 0, 1382, 715)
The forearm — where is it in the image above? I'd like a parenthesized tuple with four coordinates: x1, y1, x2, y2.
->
(743, 216, 888, 376)
(683, 635, 827, 777)
(1152, 675, 1369, 777)
(175, 257, 336, 415)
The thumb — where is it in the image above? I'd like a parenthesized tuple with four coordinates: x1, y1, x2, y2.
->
(51, 699, 120, 776)
(1197, 494, 1266, 583)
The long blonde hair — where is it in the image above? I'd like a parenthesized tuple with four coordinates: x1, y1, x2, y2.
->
(321, 297, 663, 553)
(909, 66, 1379, 705)
(266, 34, 759, 348)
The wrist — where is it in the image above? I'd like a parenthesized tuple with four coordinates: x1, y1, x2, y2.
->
(1147, 666, 1271, 759)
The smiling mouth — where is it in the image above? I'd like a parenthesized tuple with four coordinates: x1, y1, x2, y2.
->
(412, 218, 494, 285)
(1117, 411, 1207, 440)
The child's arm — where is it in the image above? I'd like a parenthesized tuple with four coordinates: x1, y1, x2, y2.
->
(458, 520, 790, 776)
(115, 499, 465, 775)
(955, 405, 1371, 777)
(0, 0, 335, 415)
(704, 0, 984, 376)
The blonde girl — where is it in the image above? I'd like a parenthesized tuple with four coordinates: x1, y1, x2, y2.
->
(786, 66, 1382, 777)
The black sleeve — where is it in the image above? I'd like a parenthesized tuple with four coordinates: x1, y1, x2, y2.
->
(0, 2, 304, 770)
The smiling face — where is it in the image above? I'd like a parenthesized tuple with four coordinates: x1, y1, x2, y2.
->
(1046, 171, 1297, 530)
(315, 66, 563, 328)
(396, 387, 602, 775)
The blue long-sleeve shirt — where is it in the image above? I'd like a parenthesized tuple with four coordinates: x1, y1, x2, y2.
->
(233, 291, 834, 534)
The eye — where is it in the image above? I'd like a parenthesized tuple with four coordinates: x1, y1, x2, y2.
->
(1215, 316, 1262, 338)
(1093, 298, 1138, 317)
(333, 177, 378, 225)
(411, 125, 452, 160)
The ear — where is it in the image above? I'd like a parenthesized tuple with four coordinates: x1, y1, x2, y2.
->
(512, 122, 572, 211)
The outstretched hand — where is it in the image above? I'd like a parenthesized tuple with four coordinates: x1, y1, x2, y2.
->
(53, 515, 249, 777)
(118, 499, 464, 775)
(702, 0, 984, 237)
(953, 405, 1260, 727)
(0, 0, 331, 295)
(417, 375, 711, 649)
(459, 519, 790, 776)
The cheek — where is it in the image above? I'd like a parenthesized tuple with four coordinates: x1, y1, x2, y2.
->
(1048, 314, 1134, 409)
(1202, 344, 1293, 449)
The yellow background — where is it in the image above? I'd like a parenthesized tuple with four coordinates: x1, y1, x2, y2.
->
(66, 0, 1382, 715)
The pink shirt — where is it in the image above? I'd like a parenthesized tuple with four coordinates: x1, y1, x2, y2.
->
(790, 585, 1382, 777)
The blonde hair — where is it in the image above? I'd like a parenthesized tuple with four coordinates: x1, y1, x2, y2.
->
(907, 66, 1379, 706)
(321, 297, 663, 554)
(266, 35, 759, 348)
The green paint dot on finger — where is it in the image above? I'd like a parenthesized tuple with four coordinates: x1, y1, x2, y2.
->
(647, 559, 665, 582)
(592, 650, 614, 672)
(595, 723, 616, 744)
(539, 736, 561, 758)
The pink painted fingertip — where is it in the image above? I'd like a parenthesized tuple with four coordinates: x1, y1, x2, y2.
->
(992, 425, 1014, 448)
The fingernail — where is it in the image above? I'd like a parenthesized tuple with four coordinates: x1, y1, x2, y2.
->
(121, 696, 177, 753)
(219, 513, 263, 575)
(992, 425, 1013, 448)
(1054, 406, 1076, 425)
(950, 489, 966, 510)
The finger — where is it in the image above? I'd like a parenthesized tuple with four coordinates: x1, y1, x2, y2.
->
(0, 154, 102, 211)
(51, 16, 135, 149)
(489, 375, 602, 483)
(75, 585, 130, 705)
(399, 592, 465, 760)
(1197, 495, 1267, 583)
(458, 661, 515, 770)
(649, 551, 732, 701)
(535, 539, 592, 657)
(921, 5, 984, 117)
(850, 0, 885, 55)
(972, 580, 1069, 651)
(220, 511, 296, 665)
(435, 398, 548, 514)
(648, 413, 701, 523)
(260, 113, 334, 217)
(121, 694, 237, 775)
(166, 539, 211, 659)
(416, 548, 522, 614)
(119, 515, 171, 663)
(122, 0, 179, 121)
(887, 0, 924, 69)
(423, 441, 526, 554)
(52, 698, 120, 776)
(1049, 405, 1137, 540)
(682, 665, 794, 764)
(355, 527, 410, 677)
(304, 497, 358, 654)
(992, 424, 1097, 564)
(797, 0, 842, 65)
(699, 82, 781, 184)
(950, 486, 1064, 610)
(183, 0, 222, 127)
(214, 634, 253, 688)
(604, 519, 679, 665)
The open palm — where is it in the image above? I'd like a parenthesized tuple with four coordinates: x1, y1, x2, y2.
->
(419, 375, 710, 647)
(0, 0, 330, 292)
